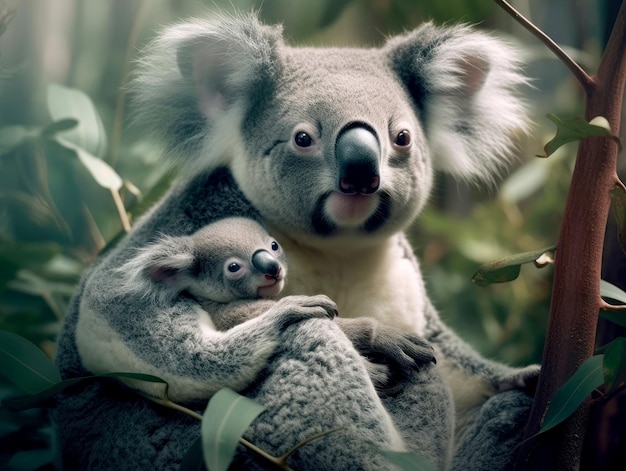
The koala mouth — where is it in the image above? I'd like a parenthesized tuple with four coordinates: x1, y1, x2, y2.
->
(257, 274, 285, 298)
(312, 192, 390, 236)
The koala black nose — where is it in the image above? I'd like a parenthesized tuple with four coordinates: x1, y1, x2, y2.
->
(252, 250, 280, 278)
(335, 125, 380, 195)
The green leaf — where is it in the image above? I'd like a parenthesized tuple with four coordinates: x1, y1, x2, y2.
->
(42, 119, 79, 137)
(472, 245, 556, 286)
(500, 158, 552, 203)
(201, 388, 265, 471)
(600, 311, 626, 327)
(0, 240, 61, 269)
(0, 125, 35, 156)
(380, 451, 436, 471)
(600, 278, 626, 329)
(2, 371, 168, 411)
(180, 438, 206, 471)
(603, 338, 626, 394)
(610, 184, 626, 255)
(538, 114, 618, 158)
(539, 355, 604, 435)
(55, 137, 122, 190)
(0, 330, 61, 395)
(47, 83, 107, 157)
(600, 279, 626, 304)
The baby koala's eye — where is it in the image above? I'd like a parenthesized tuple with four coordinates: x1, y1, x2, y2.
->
(271, 241, 280, 252)
(294, 131, 313, 148)
(227, 262, 241, 273)
(394, 129, 411, 147)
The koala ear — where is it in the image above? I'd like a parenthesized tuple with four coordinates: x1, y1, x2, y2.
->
(147, 252, 194, 285)
(386, 23, 530, 182)
(175, 15, 283, 120)
(131, 13, 283, 167)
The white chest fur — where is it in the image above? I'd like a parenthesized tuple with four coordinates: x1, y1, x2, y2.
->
(275, 232, 428, 335)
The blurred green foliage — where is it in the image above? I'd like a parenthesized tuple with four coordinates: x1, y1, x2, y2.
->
(0, 0, 609, 469)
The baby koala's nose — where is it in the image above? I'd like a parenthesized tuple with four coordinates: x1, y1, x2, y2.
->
(252, 249, 281, 278)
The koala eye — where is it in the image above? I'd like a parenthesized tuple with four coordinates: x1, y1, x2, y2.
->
(271, 241, 280, 252)
(294, 131, 313, 148)
(394, 130, 411, 147)
(227, 262, 241, 273)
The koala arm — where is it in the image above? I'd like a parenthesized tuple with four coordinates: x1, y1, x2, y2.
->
(393, 233, 540, 392)
(335, 316, 436, 392)
(422, 296, 539, 393)
(76, 278, 336, 403)
(201, 294, 437, 392)
(199, 298, 279, 331)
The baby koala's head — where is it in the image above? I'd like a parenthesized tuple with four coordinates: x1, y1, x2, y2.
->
(127, 217, 286, 303)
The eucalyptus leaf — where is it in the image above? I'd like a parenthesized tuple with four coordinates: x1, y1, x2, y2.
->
(539, 355, 604, 435)
(610, 184, 626, 255)
(8, 269, 77, 297)
(180, 438, 206, 471)
(46, 83, 107, 157)
(0, 125, 34, 156)
(380, 450, 436, 471)
(538, 114, 618, 158)
(499, 158, 551, 203)
(600, 279, 626, 304)
(0, 241, 61, 269)
(603, 338, 626, 394)
(472, 245, 556, 286)
(0, 330, 61, 395)
(201, 388, 266, 471)
(42, 119, 79, 137)
(55, 137, 122, 190)
(600, 311, 626, 327)
(2, 371, 168, 411)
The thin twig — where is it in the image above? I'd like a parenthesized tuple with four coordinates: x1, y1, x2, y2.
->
(138, 392, 294, 470)
(600, 300, 626, 311)
(615, 176, 626, 193)
(278, 427, 343, 462)
(494, 0, 595, 94)
(110, 188, 131, 232)
(239, 439, 295, 471)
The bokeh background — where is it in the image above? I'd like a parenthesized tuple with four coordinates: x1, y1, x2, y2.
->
(0, 0, 623, 469)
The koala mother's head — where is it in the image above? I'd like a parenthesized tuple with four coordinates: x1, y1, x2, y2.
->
(133, 13, 528, 247)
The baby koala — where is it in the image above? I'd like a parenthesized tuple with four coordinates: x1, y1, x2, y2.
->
(124, 216, 310, 331)
(119, 216, 433, 393)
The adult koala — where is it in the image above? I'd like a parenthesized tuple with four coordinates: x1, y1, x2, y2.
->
(135, 9, 537, 428)
(54, 12, 537, 471)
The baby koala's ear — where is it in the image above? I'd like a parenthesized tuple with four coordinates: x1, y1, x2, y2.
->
(385, 22, 530, 182)
(147, 252, 195, 285)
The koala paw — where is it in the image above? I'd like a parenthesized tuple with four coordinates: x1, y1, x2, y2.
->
(336, 317, 435, 391)
(495, 364, 541, 393)
(269, 294, 338, 328)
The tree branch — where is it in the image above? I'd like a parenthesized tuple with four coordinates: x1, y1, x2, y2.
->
(511, 1, 626, 469)
(494, 0, 595, 94)
(600, 300, 626, 312)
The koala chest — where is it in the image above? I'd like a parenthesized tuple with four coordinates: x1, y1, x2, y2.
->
(277, 234, 428, 334)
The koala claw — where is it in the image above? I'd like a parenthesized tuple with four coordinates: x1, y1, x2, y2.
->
(270, 294, 338, 328)
(495, 364, 541, 393)
(335, 317, 436, 391)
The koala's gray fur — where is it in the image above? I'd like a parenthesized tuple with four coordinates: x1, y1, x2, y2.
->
(54, 168, 446, 470)
(54, 12, 539, 471)
(115, 216, 289, 330)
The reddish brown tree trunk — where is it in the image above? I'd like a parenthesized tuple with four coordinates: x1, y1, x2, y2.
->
(515, 3, 626, 470)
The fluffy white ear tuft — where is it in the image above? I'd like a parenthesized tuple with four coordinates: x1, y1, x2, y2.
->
(386, 23, 531, 183)
(114, 235, 194, 304)
(130, 13, 283, 171)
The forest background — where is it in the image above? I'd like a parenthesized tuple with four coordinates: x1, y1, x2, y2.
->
(0, 0, 623, 469)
